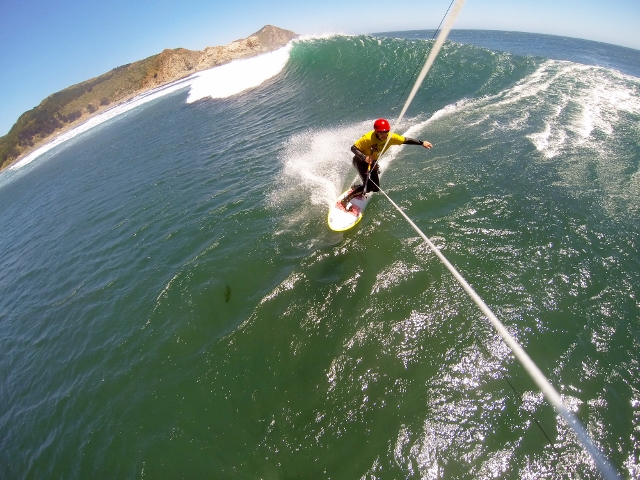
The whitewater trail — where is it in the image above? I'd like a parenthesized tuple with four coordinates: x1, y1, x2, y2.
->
(270, 118, 438, 216)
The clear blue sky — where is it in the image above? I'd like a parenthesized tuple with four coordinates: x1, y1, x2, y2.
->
(1, 0, 638, 136)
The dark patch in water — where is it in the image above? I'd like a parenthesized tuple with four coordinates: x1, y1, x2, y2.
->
(224, 285, 231, 303)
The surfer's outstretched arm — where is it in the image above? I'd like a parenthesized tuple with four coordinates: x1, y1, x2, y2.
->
(403, 137, 432, 149)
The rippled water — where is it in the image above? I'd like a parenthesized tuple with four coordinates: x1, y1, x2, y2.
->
(1, 31, 639, 478)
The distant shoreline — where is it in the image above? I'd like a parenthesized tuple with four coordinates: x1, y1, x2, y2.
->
(8, 73, 205, 171)
(0, 25, 297, 172)
(6, 90, 145, 171)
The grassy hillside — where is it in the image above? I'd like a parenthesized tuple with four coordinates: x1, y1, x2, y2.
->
(0, 25, 297, 171)
(0, 56, 162, 170)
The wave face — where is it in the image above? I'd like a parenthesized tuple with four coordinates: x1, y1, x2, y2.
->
(0, 32, 639, 479)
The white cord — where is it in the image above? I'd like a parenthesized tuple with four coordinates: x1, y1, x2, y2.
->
(377, 0, 467, 160)
(358, 1, 622, 475)
(372, 181, 621, 480)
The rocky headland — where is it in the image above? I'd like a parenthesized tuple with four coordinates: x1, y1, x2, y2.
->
(0, 25, 297, 171)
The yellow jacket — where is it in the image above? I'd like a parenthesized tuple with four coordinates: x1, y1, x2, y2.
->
(353, 131, 406, 161)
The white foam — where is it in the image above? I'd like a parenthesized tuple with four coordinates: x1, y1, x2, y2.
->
(527, 121, 567, 159)
(186, 45, 292, 103)
(572, 69, 637, 140)
(296, 32, 351, 41)
(497, 61, 640, 158)
(418, 60, 640, 163)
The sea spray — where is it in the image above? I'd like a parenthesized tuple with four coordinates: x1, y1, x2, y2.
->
(271, 120, 419, 212)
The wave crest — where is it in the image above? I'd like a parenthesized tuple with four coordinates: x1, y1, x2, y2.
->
(186, 45, 292, 102)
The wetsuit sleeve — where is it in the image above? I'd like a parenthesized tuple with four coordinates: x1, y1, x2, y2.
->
(351, 144, 367, 161)
(403, 137, 423, 145)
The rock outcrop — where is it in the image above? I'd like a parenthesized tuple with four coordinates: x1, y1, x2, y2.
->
(144, 25, 298, 88)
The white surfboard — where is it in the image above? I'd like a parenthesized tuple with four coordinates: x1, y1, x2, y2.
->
(327, 188, 372, 231)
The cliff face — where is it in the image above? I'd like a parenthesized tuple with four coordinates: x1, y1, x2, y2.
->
(145, 25, 297, 88)
(0, 25, 298, 170)
(144, 48, 202, 88)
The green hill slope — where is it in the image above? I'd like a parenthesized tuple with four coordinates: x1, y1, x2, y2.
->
(0, 25, 296, 170)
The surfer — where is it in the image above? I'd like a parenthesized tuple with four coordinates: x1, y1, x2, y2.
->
(341, 118, 432, 210)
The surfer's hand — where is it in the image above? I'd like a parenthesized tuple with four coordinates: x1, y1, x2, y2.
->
(422, 141, 433, 149)
(365, 155, 373, 164)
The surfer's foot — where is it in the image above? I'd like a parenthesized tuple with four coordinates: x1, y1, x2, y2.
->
(340, 195, 354, 211)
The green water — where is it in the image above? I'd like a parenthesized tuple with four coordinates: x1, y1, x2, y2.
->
(1, 32, 639, 479)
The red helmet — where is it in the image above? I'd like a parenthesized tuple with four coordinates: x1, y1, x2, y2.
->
(373, 118, 390, 132)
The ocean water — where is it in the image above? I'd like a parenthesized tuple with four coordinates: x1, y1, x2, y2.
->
(1, 30, 639, 479)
